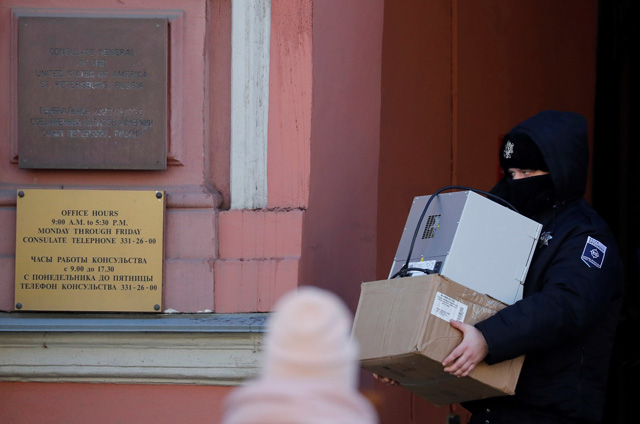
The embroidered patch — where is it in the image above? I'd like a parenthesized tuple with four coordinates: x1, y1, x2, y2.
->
(503, 140, 514, 159)
(581, 236, 606, 268)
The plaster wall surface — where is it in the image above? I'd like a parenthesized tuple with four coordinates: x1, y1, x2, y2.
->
(0, 0, 217, 313)
(0, 382, 230, 424)
(300, 0, 384, 312)
(0, 0, 314, 313)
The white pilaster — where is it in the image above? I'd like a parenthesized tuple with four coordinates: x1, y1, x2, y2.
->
(230, 0, 271, 209)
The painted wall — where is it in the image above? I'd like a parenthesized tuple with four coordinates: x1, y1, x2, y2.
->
(376, 1, 598, 423)
(300, 0, 384, 312)
(0, 0, 308, 422)
(0, 0, 383, 422)
(0, 0, 601, 422)
(215, 0, 312, 313)
(0, 382, 229, 424)
(0, 0, 217, 313)
(0, 0, 316, 313)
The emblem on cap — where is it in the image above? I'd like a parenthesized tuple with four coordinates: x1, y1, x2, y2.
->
(503, 140, 514, 159)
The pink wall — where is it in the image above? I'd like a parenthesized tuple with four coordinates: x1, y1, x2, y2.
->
(0, 0, 602, 423)
(300, 0, 385, 313)
(0, 0, 218, 313)
(0, 0, 316, 314)
(266, 0, 312, 209)
(0, 0, 381, 420)
(0, 382, 230, 424)
(214, 0, 313, 313)
(208, 0, 232, 209)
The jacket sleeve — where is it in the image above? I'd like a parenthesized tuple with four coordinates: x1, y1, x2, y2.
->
(475, 226, 622, 365)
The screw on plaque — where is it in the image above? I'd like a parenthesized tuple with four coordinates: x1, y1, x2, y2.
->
(155, 192, 163, 199)
(154, 304, 161, 311)
(18, 190, 24, 198)
(16, 302, 23, 309)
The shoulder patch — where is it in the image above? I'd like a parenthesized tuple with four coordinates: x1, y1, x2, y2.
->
(581, 236, 607, 269)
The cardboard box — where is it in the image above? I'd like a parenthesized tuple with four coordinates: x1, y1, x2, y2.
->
(352, 274, 524, 405)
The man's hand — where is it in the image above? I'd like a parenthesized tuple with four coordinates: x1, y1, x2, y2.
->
(373, 373, 399, 386)
(442, 320, 488, 377)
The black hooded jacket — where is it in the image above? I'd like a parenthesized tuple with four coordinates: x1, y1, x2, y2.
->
(463, 111, 624, 423)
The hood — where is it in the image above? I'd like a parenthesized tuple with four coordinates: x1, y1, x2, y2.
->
(505, 110, 589, 204)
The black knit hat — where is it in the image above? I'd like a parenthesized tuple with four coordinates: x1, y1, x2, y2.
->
(499, 133, 548, 172)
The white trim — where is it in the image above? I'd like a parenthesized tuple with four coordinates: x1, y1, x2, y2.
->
(230, 0, 271, 209)
(0, 331, 263, 385)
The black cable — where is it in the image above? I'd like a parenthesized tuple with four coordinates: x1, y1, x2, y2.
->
(390, 267, 435, 279)
(392, 185, 518, 279)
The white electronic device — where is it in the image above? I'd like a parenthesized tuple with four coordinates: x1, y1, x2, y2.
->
(389, 190, 542, 305)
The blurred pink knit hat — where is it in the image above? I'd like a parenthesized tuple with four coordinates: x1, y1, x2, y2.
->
(221, 286, 378, 424)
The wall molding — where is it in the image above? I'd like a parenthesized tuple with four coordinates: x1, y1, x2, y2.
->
(0, 313, 267, 385)
(230, 0, 271, 209)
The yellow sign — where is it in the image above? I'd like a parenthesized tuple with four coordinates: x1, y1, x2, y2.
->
(15, 189, 165, 312)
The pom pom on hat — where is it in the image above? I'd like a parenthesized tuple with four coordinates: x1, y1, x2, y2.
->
(263, 286, 358, 386)
(499, 133, 548, 172)
(221, 286, 379, 424)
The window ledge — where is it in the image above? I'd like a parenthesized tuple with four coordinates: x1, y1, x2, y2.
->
(0, 313, 268, 386)
(0, 312, 268, 333)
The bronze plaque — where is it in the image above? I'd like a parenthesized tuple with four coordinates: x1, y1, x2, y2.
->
(15, 189, 165, 312)
(18, 17, 168, 169)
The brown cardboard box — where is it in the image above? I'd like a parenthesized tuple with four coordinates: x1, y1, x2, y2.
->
(352, 274, 524, 406)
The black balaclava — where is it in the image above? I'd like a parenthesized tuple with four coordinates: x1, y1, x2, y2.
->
(499, 134, 554, 218)
(506, 174, 555, 218)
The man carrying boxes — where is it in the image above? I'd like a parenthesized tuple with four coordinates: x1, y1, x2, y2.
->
(354, 111, 624, 424)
